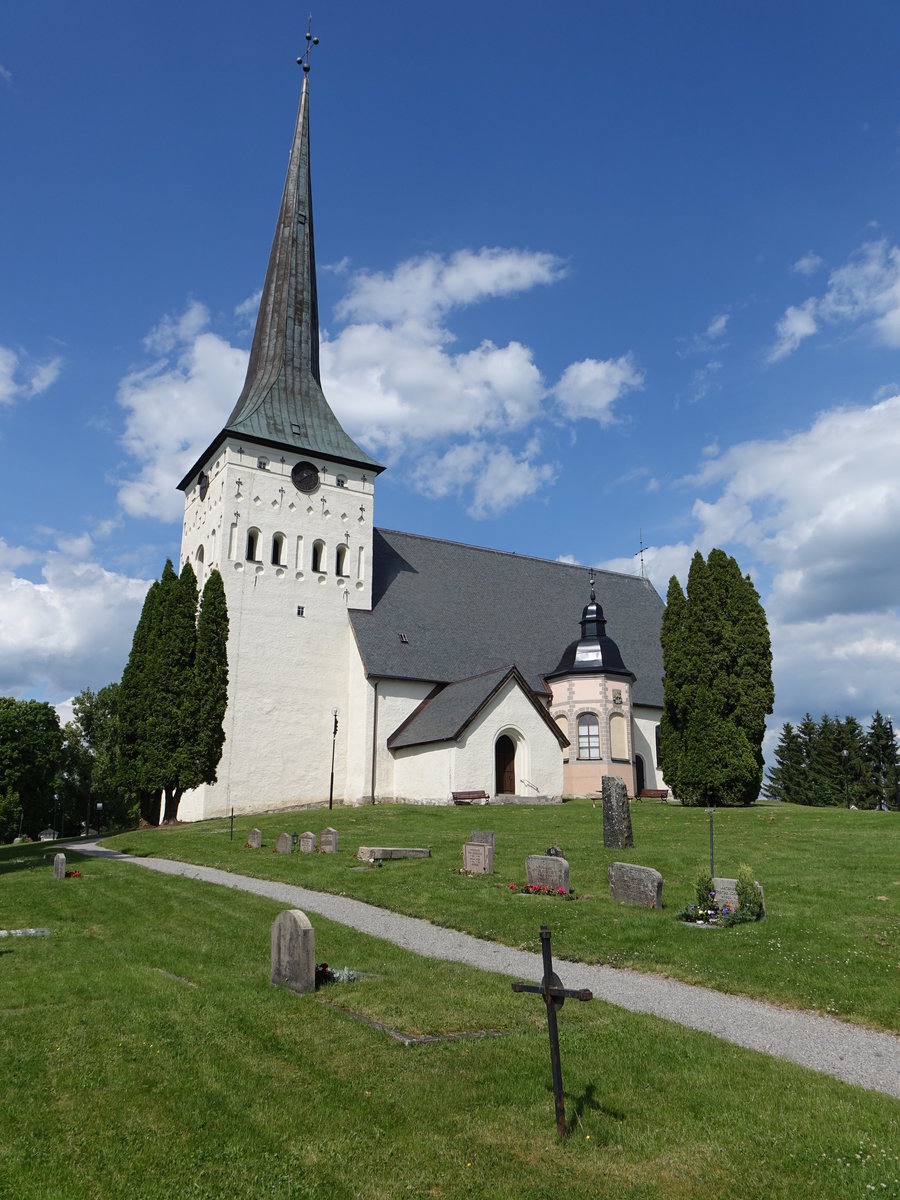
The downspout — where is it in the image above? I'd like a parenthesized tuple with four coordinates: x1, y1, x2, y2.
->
(369, 678, 380, 804)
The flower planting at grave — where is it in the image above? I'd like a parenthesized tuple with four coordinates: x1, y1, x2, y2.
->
(64, 870, 82, 878)
(677, 864, 762, 927)
(508, 882, 576, 899)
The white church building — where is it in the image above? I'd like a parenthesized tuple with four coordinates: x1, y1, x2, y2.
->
(176, 70, 667, 821)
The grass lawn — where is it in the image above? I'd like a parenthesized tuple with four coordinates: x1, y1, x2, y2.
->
(1, 841, 899, 1199)
(103, 800, 900, 1032)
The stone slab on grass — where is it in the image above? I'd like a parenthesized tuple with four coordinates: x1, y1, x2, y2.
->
(356, 846, 431, 864)
(246, 828, 262, 849)
(602, 776, 634, 849)
(608, 862, 663, 908)
(525, 854, 570, 892)
(462, 842, 494, 874)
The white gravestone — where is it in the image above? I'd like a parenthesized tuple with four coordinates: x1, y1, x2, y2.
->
(462, 842, 494, 874)
(275, 832, 292, 854)
(319, 827, 338, 853)
(299, 831, 317, 853)
(270, 910, 315, 995)
(53, 853, 66, 881)
(247, 828, 262, 849)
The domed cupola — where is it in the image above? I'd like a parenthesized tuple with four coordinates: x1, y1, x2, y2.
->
(546, 572, 636, 681)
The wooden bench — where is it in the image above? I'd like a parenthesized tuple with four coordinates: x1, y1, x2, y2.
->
(639, 788, 670, 803)
(452, 790, 489, 806)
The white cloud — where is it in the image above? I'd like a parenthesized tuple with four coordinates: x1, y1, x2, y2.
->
(552, 354, 644, 422)
(0, 550, 151, 701)
(0, 65, 11, 85)
(143, 301, 210, 354)
(234, 290, 262, 321)
(336, 247, 565, 326)
(115, 249, 635, 523)
(769, 239, 900, 361)
(0, 344, 63, 406)
(411, 441, 556, 518)
(791, 251, 823, 276)
(678, 312, 730, 358)
(116, 315, 248, 521)
(767, 300, 818, 362)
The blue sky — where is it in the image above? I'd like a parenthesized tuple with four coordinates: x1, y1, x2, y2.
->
(3, 1, 900, 754)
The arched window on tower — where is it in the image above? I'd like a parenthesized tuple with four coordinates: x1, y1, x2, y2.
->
(246, 528, 261, 562)
(609, 711, 628, 761)
(335, 543, 348, 577)
(195, 545, 205, 566)
(554, 714, 570, 762)
(311, 539, 326, 573)
(577, 713, 600, 760)
(271, 532, 286, 566)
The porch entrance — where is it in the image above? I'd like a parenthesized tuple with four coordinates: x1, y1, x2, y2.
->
(495, 734, 516, 795)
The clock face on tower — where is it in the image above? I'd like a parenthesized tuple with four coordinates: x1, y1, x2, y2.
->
(291, 460, 320, 494)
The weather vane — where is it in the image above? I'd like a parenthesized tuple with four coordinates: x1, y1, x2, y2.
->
(297, 15, 319, 73)
(589, 568, 596, 603)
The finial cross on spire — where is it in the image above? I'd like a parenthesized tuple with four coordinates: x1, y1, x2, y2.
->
(297, 15, 319, 74)
(588, 568, 596, 603)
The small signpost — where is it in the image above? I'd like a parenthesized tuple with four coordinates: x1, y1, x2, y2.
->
(512, 925, 593, 1137)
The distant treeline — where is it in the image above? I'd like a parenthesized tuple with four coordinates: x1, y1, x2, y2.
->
(763, 711, 898, 809)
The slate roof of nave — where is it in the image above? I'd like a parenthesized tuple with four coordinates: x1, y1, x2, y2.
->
(349, 529, 666, 708)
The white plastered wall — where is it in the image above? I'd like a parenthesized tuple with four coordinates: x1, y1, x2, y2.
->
(389, 676, 564, 803)
(178, 440, 375, 820)
(632, 705, 666, 792)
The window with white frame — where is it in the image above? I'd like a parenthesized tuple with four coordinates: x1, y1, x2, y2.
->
(577, 713, 600, 760)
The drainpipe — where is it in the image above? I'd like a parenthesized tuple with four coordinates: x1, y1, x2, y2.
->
(369, 678, 380, 804)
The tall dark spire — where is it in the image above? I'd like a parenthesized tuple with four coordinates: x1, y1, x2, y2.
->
(544, 580, 636, 681)
(222, 74, 382, 472)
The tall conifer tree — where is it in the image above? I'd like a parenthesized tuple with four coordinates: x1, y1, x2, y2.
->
(118, 560, 228, 824)
(194, 570, 229, 786)
(660, 548, 773, 806)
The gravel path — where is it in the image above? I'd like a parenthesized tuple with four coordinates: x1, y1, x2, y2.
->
(80, 843, 900, 1101)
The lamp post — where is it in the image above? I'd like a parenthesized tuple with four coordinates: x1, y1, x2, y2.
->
(841, 748, 849, 809)
(96, 801, 103, 838)
(328, 708, 339, 811)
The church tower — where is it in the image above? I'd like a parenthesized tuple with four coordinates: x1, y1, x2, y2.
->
(176, 67, 384, 819)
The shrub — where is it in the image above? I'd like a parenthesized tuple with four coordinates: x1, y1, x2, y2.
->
(695, 867, 715, 910)
(735, 863, 763, 920)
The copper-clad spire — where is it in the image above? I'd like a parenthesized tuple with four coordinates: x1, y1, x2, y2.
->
(220, 74, 382, 472)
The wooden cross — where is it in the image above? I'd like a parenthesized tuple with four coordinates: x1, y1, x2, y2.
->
(512, 925, 592, 1137)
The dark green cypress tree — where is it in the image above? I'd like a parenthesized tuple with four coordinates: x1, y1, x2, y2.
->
(660, 548, 773, 806)
(117, 578, 162, 824)
(866, 712, 898, 810)
(194, 569, 229, 786)
(659, 574, 689, 799)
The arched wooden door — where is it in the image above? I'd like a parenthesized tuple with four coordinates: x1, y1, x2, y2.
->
(635, 754, 645, 796)
(495, 735, 516, 795)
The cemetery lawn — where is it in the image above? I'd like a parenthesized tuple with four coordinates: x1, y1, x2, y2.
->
(2, 842, 899, 1200)
(105, 800, 900, 1034)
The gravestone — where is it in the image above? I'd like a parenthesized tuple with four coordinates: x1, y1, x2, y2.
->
(275, 832, 292, 854)
(714, 876, 766, 920)
(462, 841, 494, 874)
(299, 831, 317, 853)
(247, 828, 262, 849)
(53, 853, 66, 881)
(320, 827, 338, 853)
(525, 854, 570, 892)
(470, 830, 495, 850)
(601, 776, 634, 849)
(270, 909, 315, 995)
(607, 862, 663, 908)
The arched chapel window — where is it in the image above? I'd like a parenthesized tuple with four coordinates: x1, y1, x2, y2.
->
(311, 539, 326, 574)
(335, 543, 348, 577)
(246, 528, 260, 562)
(271, 533, 286, 566)
(555, 714, 570, 762)
(609, 712, 628, 761)
(577, 714, 600, 761)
